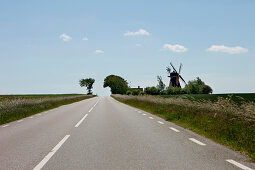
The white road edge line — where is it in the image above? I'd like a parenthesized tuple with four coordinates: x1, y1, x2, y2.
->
(189, 138, 206, 146)
(17, 119, 24, 123)
(2, 124, 9, 128)
(149, 117, 154, 119)
(29, 116, 34, 119)
(38, 114, 42, 116)
(226, 159, 253, 170)
(169, 127, 180, 132)
(33, 135, 70, 170)
(75, 114, 88, 128)
(157, 121, 164, 124)
(137, 111, 142, 113)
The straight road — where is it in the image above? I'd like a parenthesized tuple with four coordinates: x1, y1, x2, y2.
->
(0, 96, 254, 170)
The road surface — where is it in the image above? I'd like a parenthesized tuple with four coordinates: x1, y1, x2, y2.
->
(0, 96, 254, 170)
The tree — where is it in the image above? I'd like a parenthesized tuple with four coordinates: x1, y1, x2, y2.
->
(144, 86, 160, 95)
(184, 77, 213, 94)
(103, 75, 128, 94)
(156, 76, 166, 94)
(79, 78, 95, 95)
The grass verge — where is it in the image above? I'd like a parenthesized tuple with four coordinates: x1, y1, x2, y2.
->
(112, 94, 255, 161)
(0, 94, 95, 125)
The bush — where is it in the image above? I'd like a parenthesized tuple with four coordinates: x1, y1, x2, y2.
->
(167, 86, 186, 95)
(144, 86, 160, 95)
(202, 85, 213, 94)
(132, 89, 141, 96)
(126, 90, 132, 95)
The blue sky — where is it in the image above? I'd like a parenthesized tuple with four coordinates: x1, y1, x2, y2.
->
(0, 0, 254, 95)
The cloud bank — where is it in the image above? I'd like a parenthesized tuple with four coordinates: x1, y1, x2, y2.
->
(207, 45, 248, 54)
(124, 29, 150, 36)
(59, 33, 72, 42)
(163, 44, 187, 52)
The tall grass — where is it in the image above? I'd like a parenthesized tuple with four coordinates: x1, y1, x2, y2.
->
(0, 94, 94, 124)
(113, 94, 255, 161)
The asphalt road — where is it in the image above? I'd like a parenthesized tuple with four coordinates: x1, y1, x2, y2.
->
(0, 96, 254, 170)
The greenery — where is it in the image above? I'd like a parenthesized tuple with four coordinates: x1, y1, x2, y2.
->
(156, 76, 166, 94)
(184, 77, 212, 94)
(79, 78, 95, 94)
(0, 94, 95, 125)
(144, 86, 160, 95)
(103, 75, 128, 94)
(160, 93, 255, 105)
(113, 94, 255, 161)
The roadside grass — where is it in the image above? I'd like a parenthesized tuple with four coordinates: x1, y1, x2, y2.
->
(0, 94, 95, 125)
(160, 93, 255, 105)
(112, 94, 255, 161)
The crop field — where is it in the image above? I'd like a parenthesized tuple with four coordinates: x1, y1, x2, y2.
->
(113, 94, 255, 161)
(0, 94, 95, 125)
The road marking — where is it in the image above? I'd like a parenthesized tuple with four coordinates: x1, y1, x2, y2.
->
(33, 135, 70, 170)
(17, 119, 24, 123)
(157, 121, 164, 124)
(142, 113, 146, 116)
(226, 159, 253, 170)
(169, 127, 180, 132)
(88, 100, 99, 112)
(38, 114, 42, 116)
(137, 111, 142, 113)
(2, 124, 9, 128)
(189, 138, 206, 146)
(149, 117, 154, 119)
(29, 116, 34, 119)
(75, 114, 88, 128)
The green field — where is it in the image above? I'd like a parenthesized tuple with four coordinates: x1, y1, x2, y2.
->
(0, 94, 95, 125)
(160, 93, 255, 105)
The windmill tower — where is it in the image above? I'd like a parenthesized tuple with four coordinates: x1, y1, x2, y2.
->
(166, 62, 187, 88)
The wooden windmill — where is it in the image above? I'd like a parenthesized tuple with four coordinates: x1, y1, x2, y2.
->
(166, 62, 187, 88)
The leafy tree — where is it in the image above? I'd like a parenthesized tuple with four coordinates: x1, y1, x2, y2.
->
(156, 76, 166, 94)
(79, 78, 95, 95)
(184, 77, 212, 94)
(103, 75, 128, 94)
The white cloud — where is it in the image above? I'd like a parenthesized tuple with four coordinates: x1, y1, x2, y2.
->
(82, 37, 88, 41)
(207, 45, 248, 54)
(124, 29, 150, 36)
(59, 33, 72, 42)
(163, 44, 187, 52)
(95, 50, 104, 54)
(136, 43, 141, 46)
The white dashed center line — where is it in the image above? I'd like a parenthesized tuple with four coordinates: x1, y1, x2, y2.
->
(38, 114, 42, 116)
(169, 127, 180, 132)
(17, 120, 24, 123)
(149, 117, 154, 119)
(226, 159, 253, 170)
(33, 135, 70, 170)
(89, 100, 99, 112)
(189, 138, 206, 146)
(157, 121, 164, 124)
(75, 114, 88, 128)
(142, 113, 146, 116)
(29, 116, 34, 119)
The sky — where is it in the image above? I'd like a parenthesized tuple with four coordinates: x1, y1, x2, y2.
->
(0, 0, 255, 96)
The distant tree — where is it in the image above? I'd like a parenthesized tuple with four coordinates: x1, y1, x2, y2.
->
(79, 78, 95, 95)
(156, 76, 166, 94)
(144, 86, 160, 95)
(103, 75, 128, 94)
(184, 77, 212, 94)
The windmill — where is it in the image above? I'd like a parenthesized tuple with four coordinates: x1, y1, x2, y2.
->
(166, 62, 187, 88)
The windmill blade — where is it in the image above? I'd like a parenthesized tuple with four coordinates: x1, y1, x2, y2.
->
(178, 63, 182, 75)
(179, 75, 187, 85)
(170, 62, 178, 72)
